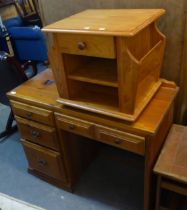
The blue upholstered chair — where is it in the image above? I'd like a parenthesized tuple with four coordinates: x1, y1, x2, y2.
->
(2, 16, 48, 63)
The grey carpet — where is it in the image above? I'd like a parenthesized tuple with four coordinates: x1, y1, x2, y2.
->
(0, 116, 144, 210)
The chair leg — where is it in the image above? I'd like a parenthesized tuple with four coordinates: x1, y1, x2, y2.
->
(5, 110, 15, 130)
(22, 60, 38, 77)
(0, 110, 17, 141)
(6, 55, 28, 81)
(30, 61, 38, 76)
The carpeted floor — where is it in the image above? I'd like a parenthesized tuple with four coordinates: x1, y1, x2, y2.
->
(0, 192, 45, 210)
(0, 64, 144, 210)
(0, 106, 144, 210)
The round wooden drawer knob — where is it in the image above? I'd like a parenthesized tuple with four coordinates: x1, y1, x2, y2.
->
(77, 42, 86, 50)
(38, 160, 47, 166)
(69, 124, 76, 130)
(31, 130, 40, 138)
(26, 112, 33, 118)
(114, 139, 122, 145)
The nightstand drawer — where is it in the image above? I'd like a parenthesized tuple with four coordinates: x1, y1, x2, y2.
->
(96, 126, 145, 155)
(11, 101, 54, 126)
(16, 116, 59, 151)
(56, 33, 116, 58)
(56, 113, 94, 138)
(21, 140, 67, 181)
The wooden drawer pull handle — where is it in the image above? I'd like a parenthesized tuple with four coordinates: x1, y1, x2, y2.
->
(114, 139, 122, 144)
(77, 42, 86, 50)
(69, 124, 76, 130)
(26, 112, 33, 118)
(38, 160, 47, 166)
(31, 130, 40, 138)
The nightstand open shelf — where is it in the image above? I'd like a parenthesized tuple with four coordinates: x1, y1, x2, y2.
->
(43, 9, 166, 121)
(67, 57, 118, 88)
(58, 82, 119, 112)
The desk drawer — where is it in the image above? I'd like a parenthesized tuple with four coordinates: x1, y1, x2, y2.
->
(11, 101, 54, 126)
(56, 113, 94, 138)
(96, 126, 145, 155)
(22, 140, 67, 181)
(16, 116, 59, 151)
(56, 33, 116, 58)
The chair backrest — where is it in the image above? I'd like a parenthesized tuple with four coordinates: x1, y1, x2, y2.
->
(14, 0, 42, 27)
(15, 0, 38, 17)
(0, 51, 27, 105)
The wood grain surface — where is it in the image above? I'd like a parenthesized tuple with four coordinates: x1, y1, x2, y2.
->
(38, 0, 187, 123)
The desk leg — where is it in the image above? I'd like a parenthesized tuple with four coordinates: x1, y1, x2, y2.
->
(144, 105, 173, 210)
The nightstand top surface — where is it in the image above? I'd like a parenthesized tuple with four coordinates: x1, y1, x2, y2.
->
(42, 9, 165, 36)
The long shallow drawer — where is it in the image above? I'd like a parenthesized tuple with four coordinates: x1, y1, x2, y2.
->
(56, 33, 116, 58)
(11, 100, 54, 126)
(96, 125, 145, 155)
(55, 113, 94, 138)
(16, 116, 59, 151)
(21, 140, 67, 181)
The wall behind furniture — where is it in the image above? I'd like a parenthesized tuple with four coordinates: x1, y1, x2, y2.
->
(0, 4, 18, 19)
(39, 0, 187, 123)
